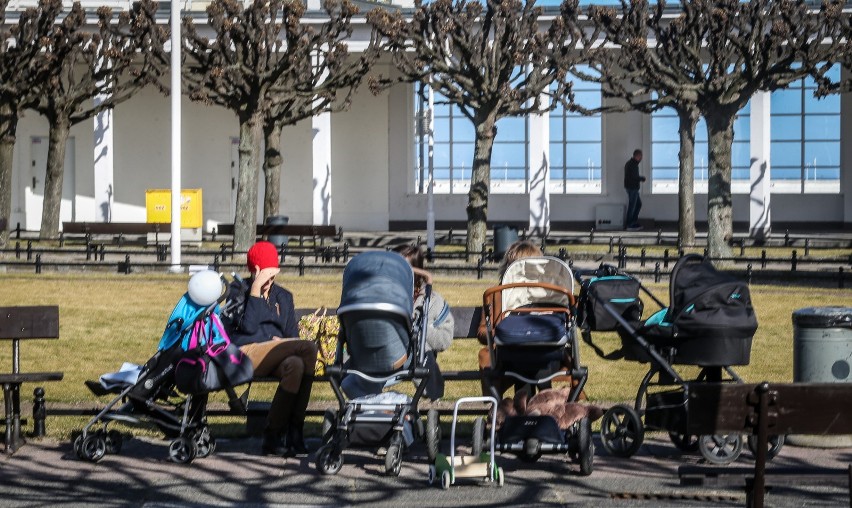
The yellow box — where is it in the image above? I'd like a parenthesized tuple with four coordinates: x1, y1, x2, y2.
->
(145, 189, 203, 229)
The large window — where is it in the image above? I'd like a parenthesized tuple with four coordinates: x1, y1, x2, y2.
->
(770, 66, 841, 194)
(414, 90, 528, 194)
(651, 105, 751, 194)
(549, 77, 603, 194)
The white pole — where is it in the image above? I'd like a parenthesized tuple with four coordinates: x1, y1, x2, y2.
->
(426, 80, 435, 250)
(169, 0, 182, 271)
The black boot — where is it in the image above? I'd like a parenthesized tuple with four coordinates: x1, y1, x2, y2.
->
(261, 429, 291, 456)
(288, 376, 314, 455)
(262, 388, 297, 457)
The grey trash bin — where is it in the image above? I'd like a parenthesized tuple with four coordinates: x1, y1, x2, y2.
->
(265, 215, 289, 248)
(789, 306, 852, 447)
(493, 224, 519, 260)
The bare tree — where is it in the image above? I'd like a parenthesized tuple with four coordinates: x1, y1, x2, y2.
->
(0, 0, 62, 245)
(184, 0, 373, 251)
(369, 0, 587, 254)
(25, 0, 167, 240)
(261, 4, 376, 220)
(585, 1, 703, 247)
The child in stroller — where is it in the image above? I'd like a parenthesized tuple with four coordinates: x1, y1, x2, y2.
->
(74, 270, 246, 464)
(315, 251, 434, 476)
(576, 254, 783, 464)
(480, 255, 594, 475)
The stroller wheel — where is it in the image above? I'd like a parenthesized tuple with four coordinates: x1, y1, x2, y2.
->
(427, 464, 436, 485)
(441, 469, 451, 490)
(168, 436, 197, 464)
(105, 430, 123, 455)
(385, 442, 403, 476)
(577, 417, 594, 476)
(668, 432, 700, 453)
(426, 409, 441, 463)
(600, 404, 643, 458)
(747, 434, 785, 461)
(80, 434, 107, 463)
(471, 417, 485, 457)
(316, 445, 344, 475)
(521, 438, 542, 463)
(698, 434, 743, 465)
(194, 428, 216, 459)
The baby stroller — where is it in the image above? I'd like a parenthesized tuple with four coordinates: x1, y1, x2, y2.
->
(74, 271, 247, 464)
(315, 251, 433, 476)
(576, 254, 782, 464)
(480, 256, 593, 475)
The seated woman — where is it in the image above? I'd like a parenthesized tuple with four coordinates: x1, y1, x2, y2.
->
(225, 241, 318, 457)
(393, 244, 455, 399)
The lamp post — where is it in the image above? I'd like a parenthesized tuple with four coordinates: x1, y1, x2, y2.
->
(169, 0, 182, 271)
(426, 79, 435, 251)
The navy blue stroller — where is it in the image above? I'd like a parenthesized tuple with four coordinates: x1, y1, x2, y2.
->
(576, 254, 782, 464)
(315, 251, 433, 476)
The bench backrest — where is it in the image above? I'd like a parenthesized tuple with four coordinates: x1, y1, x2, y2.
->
(215, 224, 338, 237)
(0, 306, 59, 340)
(62, 222, 164, 235)
(686, 382, 852, 436)
(294, 306, 482, 339)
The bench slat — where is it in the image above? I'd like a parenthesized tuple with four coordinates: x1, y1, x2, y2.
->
(62, 222, 164, 235)
(0, 306, 59, 339)
(214, 224, 338, 238)
(0, 372, 64, 383)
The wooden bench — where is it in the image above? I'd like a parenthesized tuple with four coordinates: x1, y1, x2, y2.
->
(212, 223, 341, 247)
(60, 222, 170, 248)
(677, 382, 852, 508)
(0, 306, 64, 454)
(238, 306, 484, 434)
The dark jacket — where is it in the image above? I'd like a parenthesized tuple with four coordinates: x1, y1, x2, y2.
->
(226, 281, 299, 347)
(624, 157, 643, 190)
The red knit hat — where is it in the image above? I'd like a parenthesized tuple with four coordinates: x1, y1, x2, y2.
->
(247, 241, 279, 273)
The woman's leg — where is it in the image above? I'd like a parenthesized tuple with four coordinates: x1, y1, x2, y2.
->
(241, 339, 318, 455)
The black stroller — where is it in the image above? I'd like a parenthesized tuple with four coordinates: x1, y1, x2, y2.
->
(480, 256, 593, 475)
(576, 254, 783, 464)
(315, 251, 433, 476)
(74, 276, 244, 464)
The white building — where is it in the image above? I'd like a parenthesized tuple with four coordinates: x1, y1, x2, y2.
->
(5, 0, 851, 235)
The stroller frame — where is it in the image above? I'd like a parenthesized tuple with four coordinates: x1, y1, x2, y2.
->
(576, 256, 783, 465)
(315, 261, 433, 476)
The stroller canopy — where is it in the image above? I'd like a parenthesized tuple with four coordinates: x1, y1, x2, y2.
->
(339, 251, 414, 322)
(500, 256, 574, 311)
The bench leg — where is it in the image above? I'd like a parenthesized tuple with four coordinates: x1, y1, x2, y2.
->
(3, 382, 24, 454)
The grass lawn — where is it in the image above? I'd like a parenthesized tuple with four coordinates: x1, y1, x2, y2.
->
(0, 271, 848, 438)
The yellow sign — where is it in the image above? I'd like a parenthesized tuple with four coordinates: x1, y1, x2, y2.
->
(145, 189, 203, 229)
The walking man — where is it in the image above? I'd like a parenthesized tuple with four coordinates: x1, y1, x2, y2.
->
(624, 149, 646, 231)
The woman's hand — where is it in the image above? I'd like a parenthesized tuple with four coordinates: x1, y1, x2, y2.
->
(250, 266, 280, 298)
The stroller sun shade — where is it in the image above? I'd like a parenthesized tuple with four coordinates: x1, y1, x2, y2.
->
(500, 257, 574, 311)
(339, 251, 414, 322)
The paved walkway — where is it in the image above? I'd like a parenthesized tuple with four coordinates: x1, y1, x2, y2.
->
(2, 433, 849, 507)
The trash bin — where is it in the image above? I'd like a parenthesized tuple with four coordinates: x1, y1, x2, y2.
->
(265, 215, 289, 248)
(789, 306, 852, 447)
(493, 224, 518, 260)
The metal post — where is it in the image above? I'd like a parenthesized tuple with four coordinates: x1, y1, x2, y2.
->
(761, 250, 767, 269)
(791, 250, 797, 272)
(608, 237, 614, 254)
(298, 255, 305, 276)
(26, 241, 32, 261)
(32, 387, 46, 438)
(804, 238, 810, 257)
(747, 263, 753, 285)
(663, 249, 669, 269)
(589, 228, 594, 245)
(640, 248, 646, 268)
(169, 0, 182, 272)
(654, 262, 661, 283)
(656, 228, 662, 245)
(840, 267, 845, 289)
(35, 254, 41, 274)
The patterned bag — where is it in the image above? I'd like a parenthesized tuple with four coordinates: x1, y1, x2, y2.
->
(298, 307, 340, 375)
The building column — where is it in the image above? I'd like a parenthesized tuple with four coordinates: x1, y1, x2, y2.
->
(749, 91, 771, 239)
(312, 111, 332, 225)
(841, 66, 852, 225)
(93, 103, 114, 223)
(528, 94, 550, 236)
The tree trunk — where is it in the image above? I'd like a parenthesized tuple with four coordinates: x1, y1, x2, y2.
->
(0, 104, 16, 247)
(233, 112, 264, 252)
(466, 117, 496, 256)
(262, 122, 282, 220)
(39, 115, 71, 240)
(705, 112, 735, 262)
(676, 108, 698, 247)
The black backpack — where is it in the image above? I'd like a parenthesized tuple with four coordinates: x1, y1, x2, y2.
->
(577, 264, 644, 332)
